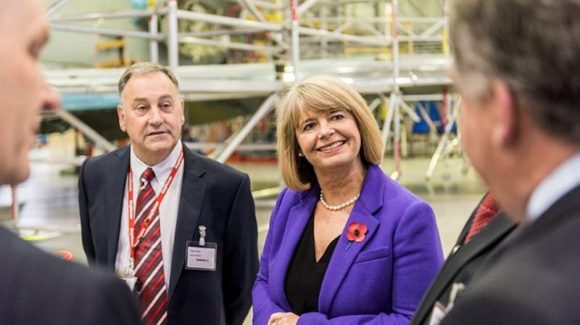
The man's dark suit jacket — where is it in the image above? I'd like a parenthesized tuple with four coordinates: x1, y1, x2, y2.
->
(0, 225, 141, 324)
(78, 145, 258, 325)
(441, 186, 580, 324)
(411, 197, 517, 325)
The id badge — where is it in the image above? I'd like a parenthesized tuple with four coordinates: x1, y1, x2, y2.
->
(185, 240, 217, 271)
(428, 301, 447, 325)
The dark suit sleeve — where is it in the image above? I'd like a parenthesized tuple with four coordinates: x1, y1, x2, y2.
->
(223, 174, 259, 325)
(78, 158, 97, 264)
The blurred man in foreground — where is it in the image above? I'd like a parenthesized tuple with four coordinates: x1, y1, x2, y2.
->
(439, 0, 580, 324)
(0, 0, 141, 323)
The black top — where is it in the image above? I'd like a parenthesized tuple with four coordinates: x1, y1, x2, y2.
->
(284, 215, 340, 315)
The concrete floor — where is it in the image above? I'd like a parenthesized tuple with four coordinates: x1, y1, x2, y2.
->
(1, 145, 486, 323)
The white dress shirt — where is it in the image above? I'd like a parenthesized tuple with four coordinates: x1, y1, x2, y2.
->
(526, 153, 580, 223)
(115, 141, 184, 286)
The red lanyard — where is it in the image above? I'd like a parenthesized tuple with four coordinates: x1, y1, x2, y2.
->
(127, 149, 184, 260)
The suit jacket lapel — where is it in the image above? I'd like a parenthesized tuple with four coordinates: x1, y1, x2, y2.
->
(272, 190, 317, 311)
(452, 214, 516, 270)
(168, 148, 207, 298)
(105, 147, 130, 268)
(413, 213, 516, 324)
(318, 165, 384, 314)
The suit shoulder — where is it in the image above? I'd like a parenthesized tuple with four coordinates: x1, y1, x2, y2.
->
(195, 154, 248, 179)
(0, 227, 139, 324)
(447, 216, 580, 323)
(381, 175, 430, 210)
(446, 256, 579, 324)
(0, 226, 105, 284)
(82, 147, 128, 170)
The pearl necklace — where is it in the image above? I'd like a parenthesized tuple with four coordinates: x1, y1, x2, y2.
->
(319, 190, 360, 211)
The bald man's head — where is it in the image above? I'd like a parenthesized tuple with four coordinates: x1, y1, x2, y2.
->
(0, 0, 60, 185)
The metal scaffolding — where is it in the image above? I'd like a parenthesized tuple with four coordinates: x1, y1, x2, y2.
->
(44, 0, 456, 179)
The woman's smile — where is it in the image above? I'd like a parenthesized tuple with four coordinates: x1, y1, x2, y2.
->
(317, 140, 346, 153)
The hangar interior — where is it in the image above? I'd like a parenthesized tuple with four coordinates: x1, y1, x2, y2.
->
(3, 2, 485, 318)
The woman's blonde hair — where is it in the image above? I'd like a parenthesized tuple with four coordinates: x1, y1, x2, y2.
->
(276, 75, 384, 191)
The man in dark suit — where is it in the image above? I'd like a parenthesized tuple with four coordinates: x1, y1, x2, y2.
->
(438, 0, 580, 323)
(411, 194, 517, 325)
(0, 0, 141, 323)
(78, 62, 258, 324)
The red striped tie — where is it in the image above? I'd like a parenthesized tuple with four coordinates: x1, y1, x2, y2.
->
(134, 168, 168, 325)
(465, 193, 500, 243)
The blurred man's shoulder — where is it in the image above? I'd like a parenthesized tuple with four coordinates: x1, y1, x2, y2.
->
(0, 225, 139, 324)
(0, 225, 110, 287)
(189, 149, 247, 180)
(81, 147, 130, 174)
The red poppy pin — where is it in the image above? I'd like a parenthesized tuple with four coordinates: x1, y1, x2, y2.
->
(345, 222, 368, 250)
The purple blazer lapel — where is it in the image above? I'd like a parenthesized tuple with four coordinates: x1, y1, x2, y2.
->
(271, 190, 318, 311)
(318, 165, 386, 314)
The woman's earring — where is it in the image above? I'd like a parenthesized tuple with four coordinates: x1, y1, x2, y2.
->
(298, 152, 304, 157)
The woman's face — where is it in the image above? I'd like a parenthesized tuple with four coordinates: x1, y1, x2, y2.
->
(295, 108, 363, 174)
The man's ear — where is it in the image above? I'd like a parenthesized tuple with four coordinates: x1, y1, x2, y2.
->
(180, 99, 185, 125)
(490, 80, 519, 148)
(117, 105, 127, 132)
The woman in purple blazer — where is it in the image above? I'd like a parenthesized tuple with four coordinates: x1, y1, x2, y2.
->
(253, 75, 444, 325)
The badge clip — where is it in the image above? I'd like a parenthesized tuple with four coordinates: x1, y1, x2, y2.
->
(199, 225, 207, 246)
(445, 282, 465, 313)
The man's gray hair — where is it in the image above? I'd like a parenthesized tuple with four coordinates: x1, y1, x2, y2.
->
(450, 0, 580, 143)
(117, 62, 179, 94)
